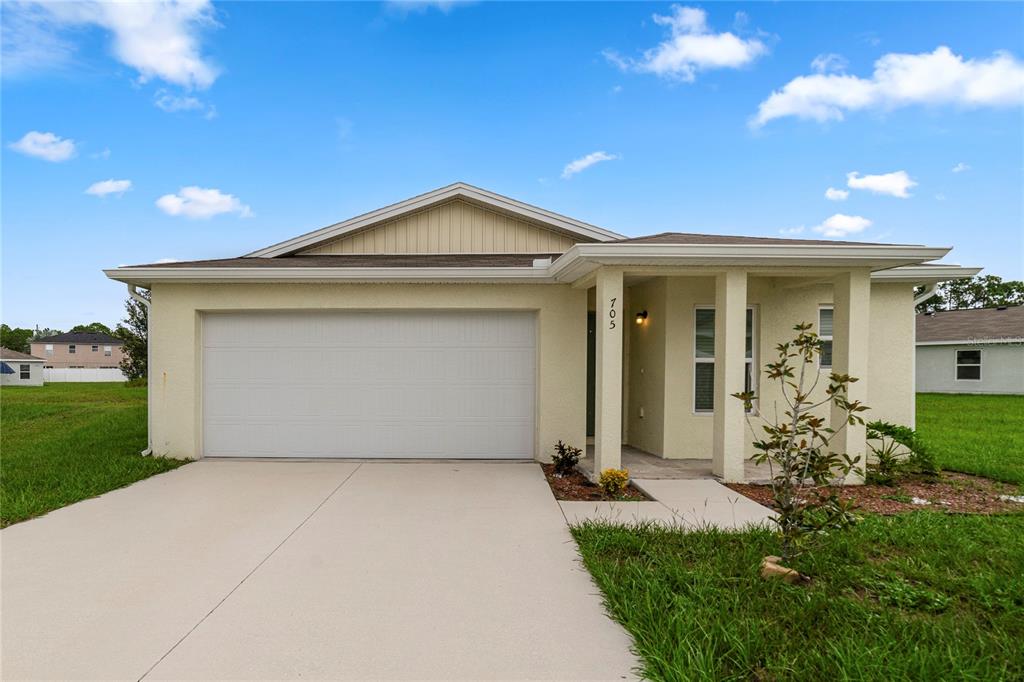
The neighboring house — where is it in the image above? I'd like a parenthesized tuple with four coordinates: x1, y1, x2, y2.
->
(916, 305, 1024, 395)
(30, 332, 124, 369)
(104, 183, 979, 482)
(1, 348, 44, 386)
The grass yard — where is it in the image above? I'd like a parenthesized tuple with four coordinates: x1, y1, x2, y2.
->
(1, 383, 185, 527)
(573, 514, 1024, 682)
(916, 393, 1024, 485)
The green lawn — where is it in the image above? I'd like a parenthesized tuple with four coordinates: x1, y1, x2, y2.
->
(1, 383, 185, 527)
(573, 514, 1024, 682)
(916, 393, 1024, 485)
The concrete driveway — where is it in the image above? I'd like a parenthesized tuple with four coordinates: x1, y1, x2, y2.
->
(1, 461, 637, 680)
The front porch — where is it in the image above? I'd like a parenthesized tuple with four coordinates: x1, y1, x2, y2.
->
(580, 445, 773, 483)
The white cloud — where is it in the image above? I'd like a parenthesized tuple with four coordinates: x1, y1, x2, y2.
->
(752, 46, 1024, 127)
(847, 170, 917, 198)
(8, 130, 76, 161)
(4, 1, 219, 89)
(561, 151, 619, 179)
(951, 162, 970, 173)
(156, 186, 252, 219)
(811, 53, 848, 74)
(812, 214, 872, 238)
(85, 179, 132, 197)
(154, 257, 181, 264)
(824, 187, 849, 201)
(604, 5, 767, 82)
(154, 89, 216, 118)
(385, 1, 472, 16)
(91, 147, 111, 160)
(779, 225, 805, 235)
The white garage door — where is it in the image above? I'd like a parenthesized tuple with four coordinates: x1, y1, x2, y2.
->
(202, 311, 536, 459)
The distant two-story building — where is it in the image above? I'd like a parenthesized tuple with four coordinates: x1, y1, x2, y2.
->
(30, 332, 125, 369)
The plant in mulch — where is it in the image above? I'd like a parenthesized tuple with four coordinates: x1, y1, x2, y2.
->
(866, 420, 938, 486)
(551, 440, 582, 477)
(733, 322, 867, 573)
(598, 468, 630, 498)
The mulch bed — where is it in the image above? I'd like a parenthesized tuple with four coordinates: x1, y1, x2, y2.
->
(728, 471, 1024, 515)
(541, 463, 649, 501)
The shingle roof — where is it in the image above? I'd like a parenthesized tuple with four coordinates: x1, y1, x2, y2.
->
(0, 347, 44, 361)
(34, 331, 123, 344)
(917, 305, 1024, 343)
(609, 232, 903, 246)
(120, 254, 564, 268)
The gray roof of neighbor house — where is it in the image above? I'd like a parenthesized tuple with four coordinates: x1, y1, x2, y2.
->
(917, 305, 1024, 343)
(34, 331, 123, 345)
(0, 347, 45, 361)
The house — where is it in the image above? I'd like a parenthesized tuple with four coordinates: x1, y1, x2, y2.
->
(0, 348, 44, 386)
(104, 183, 979, 482)
(30, 332, 124, 369)
(916, 305, 1024, 395)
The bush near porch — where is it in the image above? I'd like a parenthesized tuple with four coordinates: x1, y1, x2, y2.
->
(1, 383, 185, 527)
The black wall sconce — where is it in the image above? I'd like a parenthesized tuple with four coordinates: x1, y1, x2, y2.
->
(635, 310, 648, 325)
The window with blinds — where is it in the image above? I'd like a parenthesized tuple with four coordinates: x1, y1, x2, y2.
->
(694, 307, 755, 413)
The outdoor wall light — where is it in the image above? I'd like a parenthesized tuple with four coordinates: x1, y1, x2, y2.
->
(635, 310, 648, 325)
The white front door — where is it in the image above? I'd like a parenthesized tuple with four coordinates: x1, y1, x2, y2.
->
(202, 310, 536, 458)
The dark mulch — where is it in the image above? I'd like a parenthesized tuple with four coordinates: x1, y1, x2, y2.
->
(540, 463, 649, 501)
(728, 471, 1024, 515)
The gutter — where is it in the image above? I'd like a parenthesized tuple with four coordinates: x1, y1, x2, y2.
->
(913, 282, 941, 307)
(127, 284, 153, 456)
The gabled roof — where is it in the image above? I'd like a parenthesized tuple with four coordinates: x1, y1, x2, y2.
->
(0, 347, 44, 361)
(917, 305, 1024, 343)
(246, 182, 625, 258)
(610, 232, 897, 246)
(34, 331, 123, 345)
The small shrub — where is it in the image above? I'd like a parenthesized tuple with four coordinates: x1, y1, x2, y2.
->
(551, 440, 583, 476)
(867, 420, 938, 485)
(598, 468, 629, 498)
(123, 377, 147, 388)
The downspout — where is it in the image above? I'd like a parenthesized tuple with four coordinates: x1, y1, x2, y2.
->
(128, 284, 153, 456)
(913, 282, 940, 307)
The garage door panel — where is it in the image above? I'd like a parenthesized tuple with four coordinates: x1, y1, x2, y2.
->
(203, 311, 536, 458)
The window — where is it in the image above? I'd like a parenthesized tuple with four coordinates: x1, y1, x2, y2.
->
(104, 345, 112, 356)
(91, 345, 99, 352)
(20, 364, 30, 380)
(68, 344, 76, 354)
(45, 343, 53, 356)
(694, 307, 756, 412)
(819, 307, 833, 369)
(955, 349, 982, 381)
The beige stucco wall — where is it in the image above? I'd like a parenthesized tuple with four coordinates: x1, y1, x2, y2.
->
(624, 276, 916, 459)
(299, 199, 578, 255)
(148, 282, 587, 461)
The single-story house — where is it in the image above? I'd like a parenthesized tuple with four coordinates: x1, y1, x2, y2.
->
(30, 332, 125, 369)
(916, 305, 1023, 395)
(105, 183, 979, 482)
(0, 348, 45, 386)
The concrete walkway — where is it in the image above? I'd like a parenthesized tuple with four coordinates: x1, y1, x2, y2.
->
(560, 479, 775, 530)
(2, 461, 637, 681)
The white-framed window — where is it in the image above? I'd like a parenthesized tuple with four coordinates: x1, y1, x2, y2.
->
(693, 306, 756, 413)
(955, 349, 982, 381)
(68, 344, 76, 354)
(20, 364, 30, 380)
(818, 306, 833, 369)
(45, 343, 53, 356)
(104, 345, 112, 356)
(91, 345, 99, 352)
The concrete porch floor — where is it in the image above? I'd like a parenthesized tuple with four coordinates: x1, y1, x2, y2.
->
(581, 444, 773, 483)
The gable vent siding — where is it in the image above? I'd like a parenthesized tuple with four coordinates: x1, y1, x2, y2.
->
(298, 199, 577, 255)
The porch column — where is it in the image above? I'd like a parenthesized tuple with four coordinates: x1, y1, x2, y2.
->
(831, 269, 871, 484)
(593, 267, 624, 477)
(712, 270, 747, 482)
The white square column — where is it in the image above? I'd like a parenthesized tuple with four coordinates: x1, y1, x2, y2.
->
(593, 268, 624, 477)
(712, 270, 748, 482)
(831, 270, 871, 484)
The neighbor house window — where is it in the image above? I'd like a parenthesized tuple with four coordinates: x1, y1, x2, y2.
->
(20, 364, 30, 379)
(694, 307, 755, 413)
(104, 345, 112, 356)
(45, 344, 53, 356)
(68, 344, 76, 354)
(955, 349, 982, 381)
(819, 307, 833, 369)
(91, 345, 99, 352)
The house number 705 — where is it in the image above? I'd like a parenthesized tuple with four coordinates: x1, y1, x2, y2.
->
(608, 297, 617, 329)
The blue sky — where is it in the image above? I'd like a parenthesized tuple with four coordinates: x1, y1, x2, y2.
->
(2, 1, 1022, 329)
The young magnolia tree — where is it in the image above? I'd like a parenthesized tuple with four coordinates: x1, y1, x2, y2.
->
(733, 323, 868, 562)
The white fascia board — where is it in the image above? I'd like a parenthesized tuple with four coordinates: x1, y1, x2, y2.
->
(916, 339, 1024, 346)
(103, 266, 556, 286)
(870, 264, 982, 283)
(245, 183, 623, 258)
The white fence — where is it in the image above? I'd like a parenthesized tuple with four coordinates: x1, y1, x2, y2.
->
(44, 368, 128, 383)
